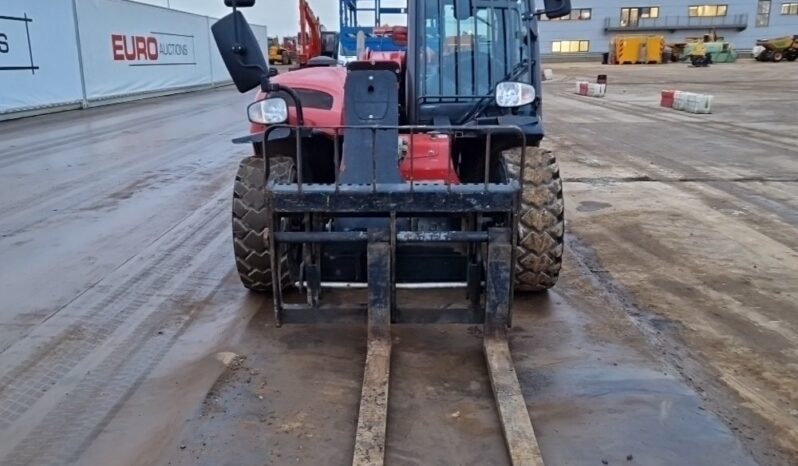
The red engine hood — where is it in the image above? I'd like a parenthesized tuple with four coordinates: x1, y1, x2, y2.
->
(250, 66, 347, 135)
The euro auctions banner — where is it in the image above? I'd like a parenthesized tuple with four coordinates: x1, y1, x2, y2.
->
(0, 0, 84, 113)
(76, 0, 214, 100)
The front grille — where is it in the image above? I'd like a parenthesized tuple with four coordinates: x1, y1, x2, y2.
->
(273, 88, 334, 110)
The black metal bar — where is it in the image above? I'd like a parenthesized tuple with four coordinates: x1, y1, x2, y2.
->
(396, 231, 489, 243)
(483, 227, 543, 465)
(334, 128, 341, 192)
(390, 213, 398, 323)
(410, 129, 415, 192)
(455, 5, 461, 103)
(485, 227, 513, 332)
(367, 236, 392, 335)
(270, 83, 305, 126)
(371, 129, 377, 193)
(270, 210, 284, 326)
(296, 126, 304, 193)
(271, 185, 518, 213)
(485, 130, 493, 190)
(501, 5, 509, 84)
(275, 230, 489, 244)
(302, 212, 313, 306)
(276, 231, 371, 243)
(352, 234, 393, 465)
(269, 123, 524, 133)
(473, 10, 479, 94)
(438, 0, 444, 100)
(519, 135, 528, 184)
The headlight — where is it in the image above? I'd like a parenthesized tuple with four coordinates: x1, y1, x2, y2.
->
(495, 82, 537, 108)
(247, 97, 288, 124)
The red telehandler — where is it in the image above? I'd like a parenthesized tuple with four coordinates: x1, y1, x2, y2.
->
(213, 0, 572, 463)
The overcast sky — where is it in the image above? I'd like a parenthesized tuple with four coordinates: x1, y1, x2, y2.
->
(135, 0, 406, 37)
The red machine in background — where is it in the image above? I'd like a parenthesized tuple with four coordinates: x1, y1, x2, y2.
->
(297, 0, 337, 66)
(373, 25, 408, 47)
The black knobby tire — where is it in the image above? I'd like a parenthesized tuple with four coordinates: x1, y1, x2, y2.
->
(503, 147, 565, 292)
(233, 156, 295, 292)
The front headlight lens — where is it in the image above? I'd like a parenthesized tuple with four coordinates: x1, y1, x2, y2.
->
(247, 97, 289, 124)
(495, 82, 537, 108)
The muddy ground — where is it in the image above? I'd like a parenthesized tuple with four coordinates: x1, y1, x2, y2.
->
(0, 61, 795, 465)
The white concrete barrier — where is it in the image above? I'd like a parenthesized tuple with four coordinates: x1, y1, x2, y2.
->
(673, 91, 713, 114)
(575, 81, 606, 98)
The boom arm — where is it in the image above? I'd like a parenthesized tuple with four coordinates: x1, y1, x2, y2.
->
(298, 0, 323, 65)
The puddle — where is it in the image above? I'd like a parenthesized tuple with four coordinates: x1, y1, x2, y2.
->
(577, 201, 613, 212)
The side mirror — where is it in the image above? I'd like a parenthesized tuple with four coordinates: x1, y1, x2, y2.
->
(211, 10, 270, 93)
(543, 0, 571, 19)
(454, 0, 472, 20)
(224, 0, 256, 7)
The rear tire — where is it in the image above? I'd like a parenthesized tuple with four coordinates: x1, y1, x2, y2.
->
(233, 156, 295, 292)
(503, 147, 565, 292)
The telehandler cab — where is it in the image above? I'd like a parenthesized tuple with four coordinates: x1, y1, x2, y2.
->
(212, 0, 571, 463)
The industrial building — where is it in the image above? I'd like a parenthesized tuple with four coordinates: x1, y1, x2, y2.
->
(538, 0, 798, 56)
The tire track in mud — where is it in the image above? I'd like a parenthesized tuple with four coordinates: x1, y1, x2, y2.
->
(553, 90, 797, 152)
(543, 117, 798, 251)
(3, 238, 232, 466)
(0, 122, 242, 226)
(0, 137, 241, 241)
(0, 188, 232, 462)
(544, 89, 798, 462)
(0, 90, 237, 168)
(562, 234, 796, 466)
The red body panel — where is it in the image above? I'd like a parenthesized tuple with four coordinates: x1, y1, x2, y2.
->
(249, 66, 347, 135)
(250, 59, 457, 184)
(399, 134, 460, 184)
(361, 51, 407, 70)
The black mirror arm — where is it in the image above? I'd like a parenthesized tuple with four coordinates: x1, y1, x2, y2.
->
(231, 5, 242, 52)
(262, 82, 306, 127)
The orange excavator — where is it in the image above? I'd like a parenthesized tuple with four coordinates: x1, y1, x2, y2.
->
(297, 0, 338, 67)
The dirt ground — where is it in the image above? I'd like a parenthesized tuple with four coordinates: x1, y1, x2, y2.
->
(0, 60, 795, 465)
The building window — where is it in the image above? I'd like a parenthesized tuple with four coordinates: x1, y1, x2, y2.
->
(542, 8, 592, 20)
(782, 2, 798, 14)
(688, 4, 729, 17)
(620, 7, 660, 27)
(757, 0, 772, 26)
(552, 40, 590, 53)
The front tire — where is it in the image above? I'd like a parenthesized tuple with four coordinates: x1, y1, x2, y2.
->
(503, 147, 565, 292)
(232, 156, 295, 292)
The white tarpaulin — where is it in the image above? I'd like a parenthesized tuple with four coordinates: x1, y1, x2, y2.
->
(0, 0, 84, 113)
(0, 0, 267, 117)
(75, 0, 215, 100)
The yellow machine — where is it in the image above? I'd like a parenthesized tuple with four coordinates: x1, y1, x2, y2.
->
(268, 37, 292, 65)
(611, 35, 665, 64)
(688, 41, 711, 66)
